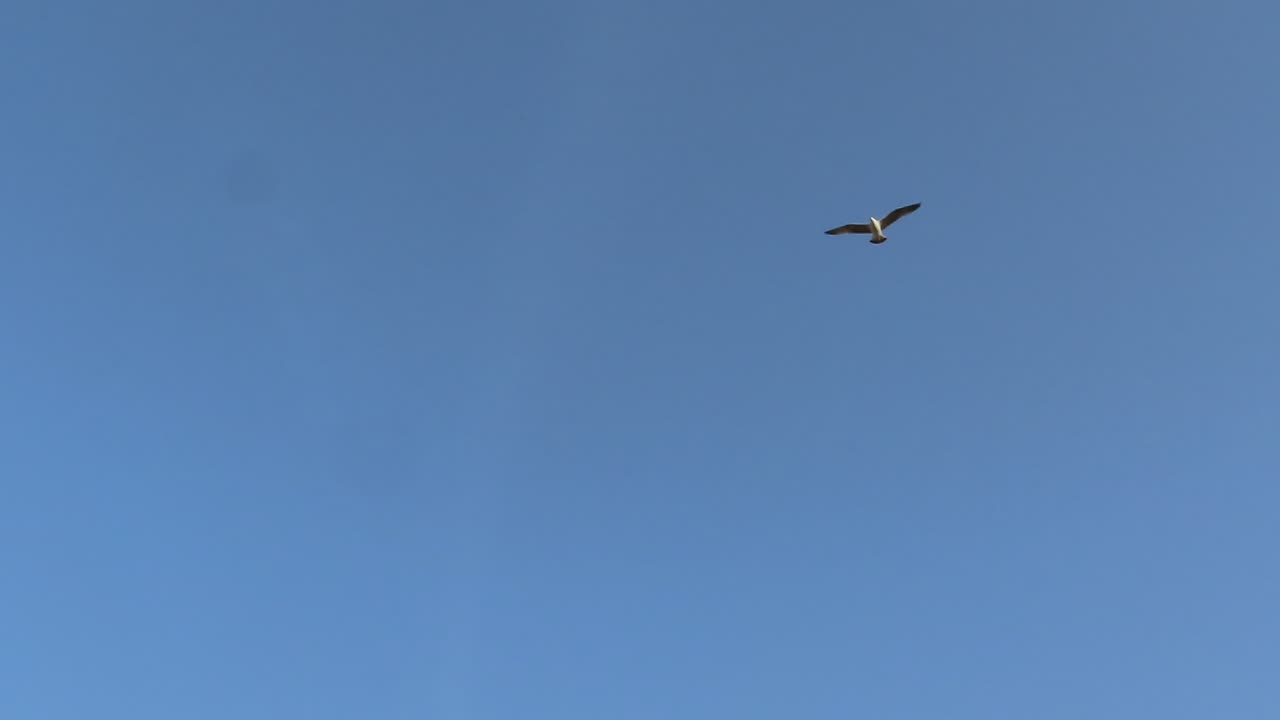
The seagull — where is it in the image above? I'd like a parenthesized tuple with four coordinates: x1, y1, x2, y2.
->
(824, 202, 922, 244)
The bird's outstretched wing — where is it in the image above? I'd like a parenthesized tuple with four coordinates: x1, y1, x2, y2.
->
(824, 223, 872, 235)
(880, 202, 922, 228)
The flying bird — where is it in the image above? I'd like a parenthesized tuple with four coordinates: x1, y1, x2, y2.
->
(824, 202, 922, 244)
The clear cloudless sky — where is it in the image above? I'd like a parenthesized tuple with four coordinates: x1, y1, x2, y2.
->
(3, 0, 1279, 717)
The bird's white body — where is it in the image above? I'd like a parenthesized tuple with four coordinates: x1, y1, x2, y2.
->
(868, 216, 885, 242)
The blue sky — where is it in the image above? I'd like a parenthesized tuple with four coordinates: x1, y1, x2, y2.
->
(3, 1, 1278, 717)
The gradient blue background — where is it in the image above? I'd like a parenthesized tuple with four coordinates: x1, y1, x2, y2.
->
(3, 1, 1278, 717)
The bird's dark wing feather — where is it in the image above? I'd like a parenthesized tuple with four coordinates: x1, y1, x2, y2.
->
(824, 223, 872, 235)
(879, 202, 922, 228)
